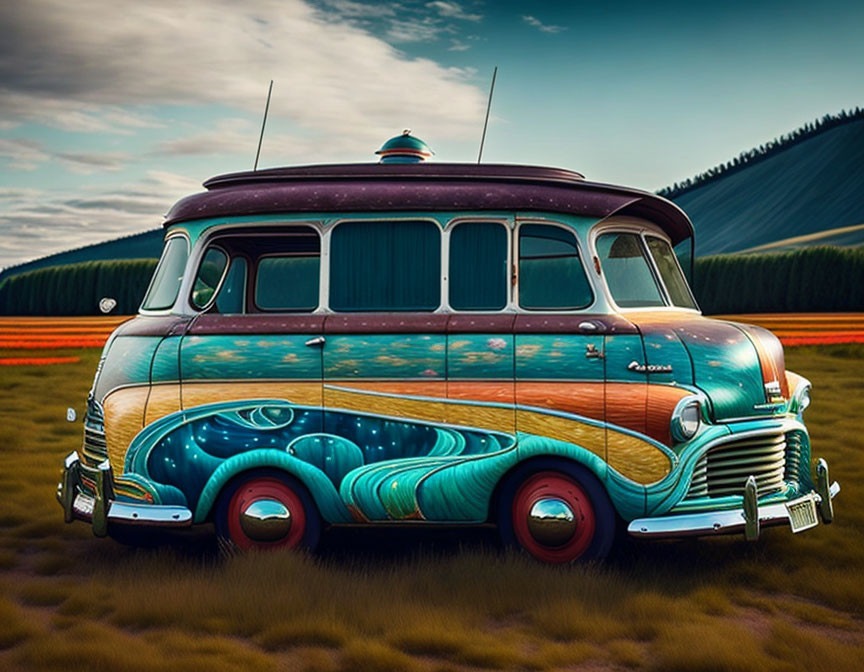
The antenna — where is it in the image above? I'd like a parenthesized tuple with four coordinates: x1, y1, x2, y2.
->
(477, 66, 497, 163)
(254, 80, 274, 171)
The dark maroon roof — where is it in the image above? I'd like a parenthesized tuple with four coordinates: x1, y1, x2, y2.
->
(163, 163, 693, 244)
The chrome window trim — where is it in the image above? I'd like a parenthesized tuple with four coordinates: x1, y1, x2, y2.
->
(181, 222, 323, 316)
(514, 217, 598, 313)
(589, 217, 702, 315)
(325, 216, 444, 313)
(442, 216, 514, 314)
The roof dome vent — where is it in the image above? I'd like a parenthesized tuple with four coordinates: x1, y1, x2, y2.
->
(375, 130, 433, 164)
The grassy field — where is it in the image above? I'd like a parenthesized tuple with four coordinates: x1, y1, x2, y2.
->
(0, 345, 863, 671)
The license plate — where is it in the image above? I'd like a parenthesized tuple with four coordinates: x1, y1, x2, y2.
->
(785, 495, 818, 533)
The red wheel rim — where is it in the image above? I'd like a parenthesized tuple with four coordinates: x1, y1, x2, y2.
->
(511, 472, 596, 563)
(227, 477, 306, 551)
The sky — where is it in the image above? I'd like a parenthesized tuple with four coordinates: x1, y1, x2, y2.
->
(1, 0, 862, 268)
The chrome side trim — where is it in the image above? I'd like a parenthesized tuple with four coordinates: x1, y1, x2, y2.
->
(628, 479, 839, 540)
(107, 502, 193, 527)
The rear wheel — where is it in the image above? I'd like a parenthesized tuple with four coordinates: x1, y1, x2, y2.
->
(498, 462, 616, 563)
(215, 470, 321, 552)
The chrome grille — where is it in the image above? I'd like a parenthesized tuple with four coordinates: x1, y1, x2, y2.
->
(80, 396, 107, 467)
(687, 431, 796, 499)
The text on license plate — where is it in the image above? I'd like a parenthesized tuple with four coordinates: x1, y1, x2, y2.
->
(785, 495, 818, 533)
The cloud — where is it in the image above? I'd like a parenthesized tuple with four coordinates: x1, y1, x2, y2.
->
(0, 137, 131, 174)
(0, 171, 201, 269)
(522, 15, 567, 34)
(0, 0, 485, 140)
(386, 17, 442, 43)
(426, 2, 482, 22)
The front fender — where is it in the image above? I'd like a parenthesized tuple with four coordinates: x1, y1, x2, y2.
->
(194, 450, 352, 524)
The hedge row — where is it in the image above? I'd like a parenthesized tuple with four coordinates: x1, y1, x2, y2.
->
(0, 259, 158, 316)
(1, 247, 862, 315)
(693, 246, 864, 314)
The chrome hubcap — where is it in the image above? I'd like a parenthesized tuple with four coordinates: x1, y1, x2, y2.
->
(527, 497, 577, 547)
(239, 498, 292, 541)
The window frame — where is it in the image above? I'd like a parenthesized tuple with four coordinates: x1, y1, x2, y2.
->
(182, 223, 323, 315)
(589, 218, 701, 314)
(443, 217, 513, 313)
(139, 232, 191, 316)
(325, 216, 444, 313)
(514, 219, 595, 313)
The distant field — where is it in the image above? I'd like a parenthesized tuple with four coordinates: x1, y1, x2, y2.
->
(1, 314, 863, 351)
(0, 327, 862, 669)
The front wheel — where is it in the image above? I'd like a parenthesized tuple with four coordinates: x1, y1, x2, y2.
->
(214, 470, 321, 552)
(498, 462, 616, 563)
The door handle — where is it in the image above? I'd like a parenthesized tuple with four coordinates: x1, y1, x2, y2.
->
(585, 343, 604, 360)
(305, 336, 326, 347)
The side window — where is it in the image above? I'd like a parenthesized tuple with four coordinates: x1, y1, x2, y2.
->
(191, 247, 229, 309)
(595, 232, 665, 308)
(519, 224, 592, 310)
(254, 235, 321, 312)
(449, 221, 508, 311)
(329, 220, 441, 312)
(141, 236, 189, 311)
(215, 257, 247, 314)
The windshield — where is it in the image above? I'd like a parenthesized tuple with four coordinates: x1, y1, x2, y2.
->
(141, 236, 188, 311)
(646, 236, 698, 309)
(596, 232, 666, 308)
(596, 231, 698, 310)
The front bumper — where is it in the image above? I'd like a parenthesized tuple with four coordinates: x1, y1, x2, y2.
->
(57, 451, 192, 536)
(628, 458, 839, 541)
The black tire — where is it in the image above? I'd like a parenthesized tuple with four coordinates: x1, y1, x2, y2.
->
(497, 458, 617, 563)
(214, 468, 322, 553)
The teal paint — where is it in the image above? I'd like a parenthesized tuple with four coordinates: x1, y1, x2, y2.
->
(93, 335, 160, 401)
(181, 334, 322, 380)
(448, 333, 514, 380)
(323, 334, 445, 379)
(515, 334, 604, 380)
(151, 336, 181, 383)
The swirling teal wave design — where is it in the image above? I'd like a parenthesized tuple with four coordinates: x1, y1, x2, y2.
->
(124, 398, 519, 523)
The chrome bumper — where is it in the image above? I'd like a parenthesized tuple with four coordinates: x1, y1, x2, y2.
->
(56, 451, 192, 536)
(628, 459, 840, 541)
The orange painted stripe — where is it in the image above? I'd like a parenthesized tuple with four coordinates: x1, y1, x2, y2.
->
(0, 356, 81, 365)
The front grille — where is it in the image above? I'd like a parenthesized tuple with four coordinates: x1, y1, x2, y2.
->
(80, 396, 107, 467)
(687, 430, 798, 499)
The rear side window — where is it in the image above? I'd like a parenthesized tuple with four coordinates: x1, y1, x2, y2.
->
(141, 236, 188, 311)
(329, 220, 440, 311)
(449, 221, 508, 311)
(519, 224, 592, 310)
(254, 232, 321, 312)
(596, 232, 665, 308)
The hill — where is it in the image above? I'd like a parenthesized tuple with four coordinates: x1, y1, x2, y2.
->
(663, 110, 864, 256)
(0, 228, 163, 284)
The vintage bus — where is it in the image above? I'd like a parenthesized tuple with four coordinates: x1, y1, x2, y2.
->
(57, 134, 838, 563)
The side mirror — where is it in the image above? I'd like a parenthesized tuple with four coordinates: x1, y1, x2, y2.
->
(99, 297, 117, 314)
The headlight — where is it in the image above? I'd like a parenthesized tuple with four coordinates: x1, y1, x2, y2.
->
(672, 399, 701, 442)
(794, 385, 811, 415)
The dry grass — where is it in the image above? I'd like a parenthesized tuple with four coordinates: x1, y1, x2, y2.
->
(0, 343, 863, 670)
